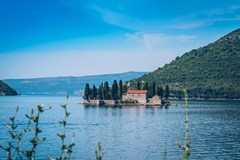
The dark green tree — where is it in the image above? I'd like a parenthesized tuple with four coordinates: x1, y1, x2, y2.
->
(119, 80, 123, 99)
(143, 82, 149, 98)
(137, 81, 141, 90)
(143, 82, 149, 90)
(92, 85, 98, 99)
(102, 88, 106, 100)
(157, 86, 160, 96)
(165, 85, 169, 100)
(122, 84, 128, 93)
(84, 83, 91, 100)
(97, 84, 103, 100)
(111, 80, 119, 100)
(157, 86, 164, 98)
(104, 81, 111, 100)
(152, 81, 156, 97)
(104, 81, 109, 93)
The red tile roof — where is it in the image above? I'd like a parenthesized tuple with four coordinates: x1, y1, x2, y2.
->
(126, 90, 147, 94)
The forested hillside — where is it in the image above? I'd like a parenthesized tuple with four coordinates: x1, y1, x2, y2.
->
(0, 80, 18, 95)
(130, 29, 240, 99)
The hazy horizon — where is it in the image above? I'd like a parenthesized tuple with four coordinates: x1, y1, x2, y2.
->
(1, 0, 240, 79)
(2, 71, 149, 80)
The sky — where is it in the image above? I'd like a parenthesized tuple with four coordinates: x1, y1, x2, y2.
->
(1, 0, 240, 79)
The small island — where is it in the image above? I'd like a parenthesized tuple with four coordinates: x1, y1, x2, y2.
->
(82, 80, 170, 106)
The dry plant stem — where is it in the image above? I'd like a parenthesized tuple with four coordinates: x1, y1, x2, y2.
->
(164, 142, 167, 160)
(12, 109, 33, 159)
(7, 107, 19, 159)
(183, 89, 191, 159)
(58, 94, 75, 160)
(26, 105, 50, 159)
(176, 89, 191, 160)
(30, 109, 40, 158)
(60, 100, 68, 159)
(95, 141, 103, 160)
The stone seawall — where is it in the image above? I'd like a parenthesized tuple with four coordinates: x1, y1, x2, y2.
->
(82, 99, 162, 106)
(83, 100, 116, 106)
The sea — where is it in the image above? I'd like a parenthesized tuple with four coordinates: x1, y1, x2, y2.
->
(0, 95, 240, 160)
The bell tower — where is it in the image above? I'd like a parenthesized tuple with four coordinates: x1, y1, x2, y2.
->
(127, 82, 131, 90)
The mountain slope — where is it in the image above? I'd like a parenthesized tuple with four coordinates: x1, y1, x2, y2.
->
(130, 29, 240, 99)
(3, 72, 147, 95)
(0, 80, 18, 95)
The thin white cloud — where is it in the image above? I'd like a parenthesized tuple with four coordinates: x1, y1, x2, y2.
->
(125, 32, 172, 51)
(125, 32, 196, 51)
(172, 16, 240, 29)
(90, 3, 164, 31)
(172, 5, 240, 29)
(175, 35, 197, 42)
(91, 4, 140, 30)
(171, 21, 213, 29)
(230, 5, 240, 11)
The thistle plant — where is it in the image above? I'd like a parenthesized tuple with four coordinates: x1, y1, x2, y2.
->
(0, 106, 20, 159)
(24, 105, 51, 159)
(0, 105, 51, 160)
(95, 141, 103, 160)
(52, 94, 75, 160)
(176, 89, 191, 160)
(163, 142, 167, 160)
(1, 95, 76, 160)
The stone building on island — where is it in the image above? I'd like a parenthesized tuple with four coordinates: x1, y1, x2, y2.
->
(149, 95, 162, 105)
(122, 90, 148, 105)
(122, 90, 162, 105)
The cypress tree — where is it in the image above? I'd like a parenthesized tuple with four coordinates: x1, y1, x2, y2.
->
(165, 85, 169, 100)
(143, 82, 149, 98)
(84, 83, 91, 100)
(122, 84, 128, 93)
(119, 80, 123, 99)
(98, 84, 103, 100)
(152, 81, 156, 97)
(89, 88, 93, 99)
(92, 85, 97, 99)
(103, 88, 106, 100)
(104, 81, 109, 93)
(111, 80, 119, 100)
(137, 81, 141, 90)
(157, 86, 164, 98)
(159, 86, 164, 98)
(104, 81, 111, 100)
(143, 82, 149, 90)
(157, 86, 160, 96)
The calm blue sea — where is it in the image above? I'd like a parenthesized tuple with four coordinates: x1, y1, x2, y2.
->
(0, 95, 240, 160)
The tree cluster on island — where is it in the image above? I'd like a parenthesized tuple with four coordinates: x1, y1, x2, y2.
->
(83, 80, 170, 101)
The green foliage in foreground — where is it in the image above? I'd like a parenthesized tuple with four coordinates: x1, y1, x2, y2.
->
(0, 96, 75, 160)
(130, 28, 240, 99)
(0, 80, 18, 96)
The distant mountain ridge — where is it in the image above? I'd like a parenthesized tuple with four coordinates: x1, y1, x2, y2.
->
(3, 72, 147, 95)
(130, 28, 240, 99)
(0, 80, 18, 95)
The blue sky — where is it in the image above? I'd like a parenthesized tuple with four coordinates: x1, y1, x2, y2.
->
(1, 0, 240, 79)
